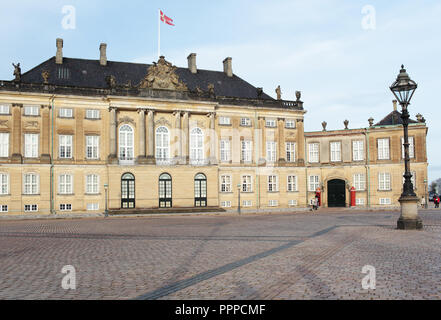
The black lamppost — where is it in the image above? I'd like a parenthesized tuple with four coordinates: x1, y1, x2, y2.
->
(237, 184, 241, 215)
(390, 65, 422, 230)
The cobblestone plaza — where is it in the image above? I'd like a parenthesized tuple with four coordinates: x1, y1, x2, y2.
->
(0, 210, 440, 300)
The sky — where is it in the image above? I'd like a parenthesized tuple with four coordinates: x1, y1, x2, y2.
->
(1, 0, 440, 182)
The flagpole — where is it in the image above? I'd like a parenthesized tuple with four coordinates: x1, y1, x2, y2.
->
(158, 9, 161, 59)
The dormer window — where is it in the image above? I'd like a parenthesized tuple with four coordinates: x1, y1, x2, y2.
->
(58, 67, 70, 80)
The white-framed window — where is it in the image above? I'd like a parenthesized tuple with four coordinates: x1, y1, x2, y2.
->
(330, 141, 341, 162)
(0, 205, 8, 212)
(243, 200, 252, 207)
(59, 135, 72, 159)
(220, 201, 231, 208)
(241, 140, 252, 162)
(380, 198, 391, 205)
(378, 172, 391, 191)
(268, 175, 278, 192)
(377, 138, 390, 160)
(287, 175, 298, 192)
(86, 174, 99, 194)
(24, 134, 39, 158)
(0, 133, 9, 157)
(0, 104, 10, 114)
(59, 108, 73, 118)
(0, 173, 9, 195)
(120, 125, 134, 161)
(353, 174, 366, 191)
(87, 203, 99, 211)
(190, 127, 204, 164)
(86, 109, 100, 119)
(59, 204, 72, 211)
(242, 175, 252, 192)
(220, 175, 232, 193)
(23, 173, 39, 195)
(266, 141, 277, 162)
(240, 118, 251, 126)
(220, 139, 231, 162)
(24, 105, 39, 116)
(265, 118, 276, 127)
(219, 116, 231, 125)
(401, 137, 415, 159)
(268, 200, 278, 207)
(285, 119, 296, 129)
(308, 175, 320, 192)
(356, 198, 365, 206)
(58, 174, 73, 194)
(286, 142, 296, 162)
(155, 126, 170, 162)
(308, 143, 319, 163)
(402, 171, 416, 188)
(24, 204, 38, 212)
(86, 136, 99, 159)
(288, 199, 298, 206)
(353, 140, 364, 161)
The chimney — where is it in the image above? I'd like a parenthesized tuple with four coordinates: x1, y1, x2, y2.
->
(100, 43, 107, 66)
(223, 57, 233, 77)
(393, 100, 398, 111)
(187, 53, 197, 74)
(56, 38, 63, 64)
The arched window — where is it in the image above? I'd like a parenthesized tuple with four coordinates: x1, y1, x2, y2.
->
(119, 125, 134, 161)
(121, 173, 135, 209)
(194, 173, 207, 207)
(190, 128, 204, 164)
(156, 126, 170, 163)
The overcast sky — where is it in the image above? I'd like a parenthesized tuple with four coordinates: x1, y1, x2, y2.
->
(1, 0, 440, 181)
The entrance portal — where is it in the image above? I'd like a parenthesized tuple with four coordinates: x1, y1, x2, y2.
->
(327, 179, 346, 207)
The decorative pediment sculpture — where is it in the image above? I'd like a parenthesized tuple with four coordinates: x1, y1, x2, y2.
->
(106, 75, 117, 88)
(12, 63, 21, 82)
(41, 70, 50, 84)
(139, 56, 188, 91)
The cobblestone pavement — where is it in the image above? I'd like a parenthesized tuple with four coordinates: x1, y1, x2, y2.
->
(0, 209, 440, 300)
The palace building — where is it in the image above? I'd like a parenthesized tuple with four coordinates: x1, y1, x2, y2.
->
(0, 39, 428, 215)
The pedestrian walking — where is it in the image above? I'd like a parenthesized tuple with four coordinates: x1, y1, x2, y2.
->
(435, 196, 440, 209)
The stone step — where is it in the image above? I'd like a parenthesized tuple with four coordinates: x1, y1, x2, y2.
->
(108, 207, 226, 215)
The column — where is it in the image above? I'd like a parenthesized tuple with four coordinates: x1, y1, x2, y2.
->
(137, 108, 147, 164)
(208, 112, 217, 164)
(108, 106, 118, 164)
(278, 118, 286, 163)
(259, 118, 266, 165)
(173, 111, 182, 163)
(40, 105, 51, 163)
(146, 109, 155, 164)
(11, 104, 22, 163)
(297, 119, 305, 165)
(182, 111, 189, 164)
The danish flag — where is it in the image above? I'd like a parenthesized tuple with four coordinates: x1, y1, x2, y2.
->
(160, 10, 175, 26)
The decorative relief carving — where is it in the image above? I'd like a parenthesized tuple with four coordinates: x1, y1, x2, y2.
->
(24, 121, 39, 128)
(118, 116, 136, 126)
(139, 56, 188, 91)
(0, 120, 9, 128)
(190, 120, 206, 129)
(155, 117, 172, 127)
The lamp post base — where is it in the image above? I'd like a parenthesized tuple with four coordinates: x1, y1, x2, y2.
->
(398, 195, 423, 230)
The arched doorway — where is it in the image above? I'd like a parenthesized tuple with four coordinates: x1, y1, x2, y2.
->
(194, 173, 207, 207)
(327, 179, 346, 207)
(121, 173, 135, 209)
(159, 173, 172, 208)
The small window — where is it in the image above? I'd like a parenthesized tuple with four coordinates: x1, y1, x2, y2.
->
(59, 204, 72, 211)
(219, 117, 231, 125)
(24, 105, 39, 116)
(220, 201, 231, 208)
(288, 200, 298, 206)
(0, 205, 8, 212)
(59, 108, 73, 118)
(86, 109, 100, 119)
(0, 104, 10, 114)
(285, 120, 296, 129)
(380, 198, 391, 205)
(58, 68, 71, 80)
(265, 119, 276, 128)
(87, 203, 99, 211)
(268, 200, 279, 207)
(24, 204, 38, 212)
(240, 118, 251, 126)
(356, 198, 365, 206)
(242, 200, 252, 207)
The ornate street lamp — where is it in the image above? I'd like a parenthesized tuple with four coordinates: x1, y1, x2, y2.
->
(390, 65, 422, 230)
(237, 184, 241, 215)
